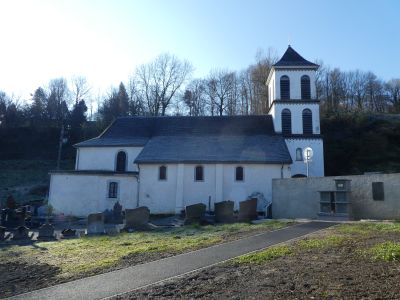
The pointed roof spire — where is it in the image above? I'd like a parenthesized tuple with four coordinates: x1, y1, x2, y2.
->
(273, 46, 318, 68)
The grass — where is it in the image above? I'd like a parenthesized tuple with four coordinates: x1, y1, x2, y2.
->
(335, 222, 400, 235)
(234, 245, 292, 264)
(295, 235, 347, 250)
(0, 220, 291, 278)
(368, 242, 400, 262)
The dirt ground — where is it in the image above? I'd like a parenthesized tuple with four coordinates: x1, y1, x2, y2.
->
(115, 226, 400, 300)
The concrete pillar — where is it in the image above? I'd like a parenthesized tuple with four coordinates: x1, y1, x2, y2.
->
(175, 163, 184, 213)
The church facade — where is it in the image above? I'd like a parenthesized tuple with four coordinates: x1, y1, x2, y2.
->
(49, 46, 324, 216)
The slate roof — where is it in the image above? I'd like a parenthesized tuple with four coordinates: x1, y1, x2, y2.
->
(75, 116, 292, 164)
(273, 46, 319, 68)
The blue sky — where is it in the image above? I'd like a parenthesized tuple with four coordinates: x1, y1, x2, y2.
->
(0, 0, 399, 98)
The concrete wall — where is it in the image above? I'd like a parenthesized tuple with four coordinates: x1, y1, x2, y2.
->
(76, 147, 143, 172)
(272, 173, 400, 220)
(49, 173, 138, 217)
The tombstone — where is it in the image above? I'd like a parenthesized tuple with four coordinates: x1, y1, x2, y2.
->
(37, 223, 56, 240)
(6, 195, 17, 209)
(124, 207, 150, 230)
(238, 198, 258, 222)
(214, 201, 235, 223)
(0, 209, 6, 226)
(112, 201, 123, 224)
(12, 226, 31, 240)
(105, 224, 120, 235)
(61, 228, 76, 238)
(0, 226, 6, 241)
(185, 203, 206, 224)
(103, 209, 113, 224)
(87, 213, 105, 235)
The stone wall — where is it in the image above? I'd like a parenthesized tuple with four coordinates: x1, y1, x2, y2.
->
(272, 173, 400, 220)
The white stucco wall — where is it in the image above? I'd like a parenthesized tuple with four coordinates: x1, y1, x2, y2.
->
(268, 69, 317, 100)
(272, 102, 321, 134)
(76, 147, 143, 171)
(138, 163, 291, 214)
(49, 173, 138, 217)
(138, 164, 178, 214)
(285, 138, 325, 177)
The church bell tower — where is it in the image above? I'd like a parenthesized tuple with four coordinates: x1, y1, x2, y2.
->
(267, 46, 324, 177)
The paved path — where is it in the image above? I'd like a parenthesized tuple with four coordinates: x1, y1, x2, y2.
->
(9, 221, 336, 300)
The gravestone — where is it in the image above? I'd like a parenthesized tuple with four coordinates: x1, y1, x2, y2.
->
(37, 223, 55, 240)
(112, 201, 123, 224)
(0, 209, 6, 226)
(185, 203, 206, 224)
(103, 209, 113, 224)
(87, 213, 105, 235)
(12, 226, 31, 240)
(214, 201, 235, 223)
(124, 207, 150, 230)
(105, 224, 120, 235)
(6, 195, 17, 209)
(0, 226, 6, 241)
(238, 198, 258, 222)
(61, 228, 76, 238)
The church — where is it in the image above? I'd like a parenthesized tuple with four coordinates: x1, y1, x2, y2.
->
(49, 46, 325, 216)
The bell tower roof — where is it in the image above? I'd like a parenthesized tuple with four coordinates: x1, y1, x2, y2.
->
(273, 45, 319, 68)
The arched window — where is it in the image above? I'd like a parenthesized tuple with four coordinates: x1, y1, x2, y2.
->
(302, 109, 313, 134)
(235, 166, 244, 181)
(301, 75, 311, 99)
(116, 151, 127, 172)
(280, 75, 290, 100)
(296, 148, 303, 161)
(159, 165, 167, 180)
(195, 165, 204, 181)
(281, 109, 292, 135)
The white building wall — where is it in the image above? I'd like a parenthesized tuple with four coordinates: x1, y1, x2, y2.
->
(76, 147, 143, 171)
(272, 103, 320, 134)
(268, 69, 317, 100)
(286, 138, 325, 177)
(222, 164, 287, 210)
(138, 164, 178, 214)
(49, 173, 138, 217)
(138, 163, 291, 214)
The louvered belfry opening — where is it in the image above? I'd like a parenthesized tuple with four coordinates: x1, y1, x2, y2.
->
(280, 75, 290, 100)
(281, 109, 292, 135)
(301, 75, 311, 99)
(302, 109, 313, 134)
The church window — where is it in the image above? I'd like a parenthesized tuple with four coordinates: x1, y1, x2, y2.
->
(108, 182, 118, 198)
(296, 148, 303, 161)
(281, 109, 292, 135)
(195, 166, 204, 181)
(235, 166, 244, 181)
(159, 165, 167, 180)
(302, 109, 313, 134)
(280, 75, 290, 100)
(116, 151, 127, 172)
(301, 75, 311, 99)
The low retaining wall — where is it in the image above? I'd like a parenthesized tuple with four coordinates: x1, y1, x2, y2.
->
(272, 173, 400, 220)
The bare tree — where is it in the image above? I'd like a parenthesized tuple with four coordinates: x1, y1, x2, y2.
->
(182, 79, 207, 116)
(385, 79, 400, 112)
(206, 70, 236, 116)
(134, 53, 193, 116)
(70, 76, 91, 105)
